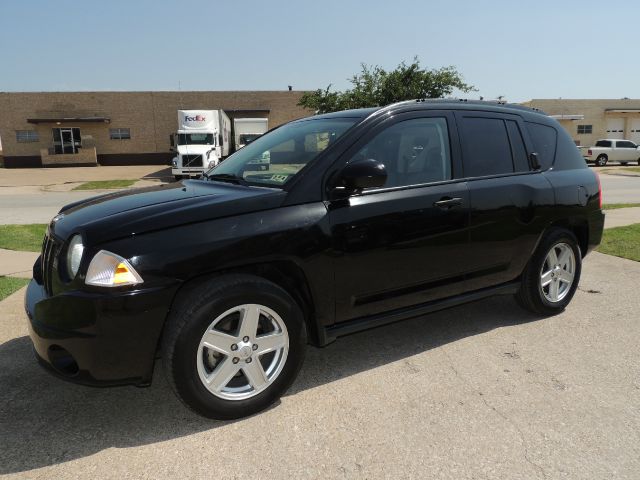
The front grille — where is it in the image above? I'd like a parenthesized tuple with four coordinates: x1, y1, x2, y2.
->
(182, 154, 202, 167)
(41, 234, 60, 296)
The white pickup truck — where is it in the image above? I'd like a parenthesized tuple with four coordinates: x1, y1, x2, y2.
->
(583, 139, 640, 166)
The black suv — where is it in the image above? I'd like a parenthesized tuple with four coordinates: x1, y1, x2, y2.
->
(25, 100, 604, 419)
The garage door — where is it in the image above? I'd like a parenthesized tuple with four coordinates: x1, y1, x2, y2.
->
(630, 118, 640, 144)
(606, 118, 625, 139)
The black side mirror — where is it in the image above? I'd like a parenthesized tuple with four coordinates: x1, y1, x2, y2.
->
(529, 152, 541, 170)
(332, 158, 387, 199)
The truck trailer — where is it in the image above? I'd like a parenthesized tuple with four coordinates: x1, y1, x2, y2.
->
(171, 110, 231, 180)
(233, 118, 269, 150)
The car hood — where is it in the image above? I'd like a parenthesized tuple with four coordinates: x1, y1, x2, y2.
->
(50, 180, 286, 245)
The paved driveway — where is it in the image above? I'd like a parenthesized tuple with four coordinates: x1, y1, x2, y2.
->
(1, 252, 638, 479)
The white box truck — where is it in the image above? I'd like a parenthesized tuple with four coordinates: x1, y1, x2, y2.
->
(233, 118, 268, 150)
(171, 110, 231, 180)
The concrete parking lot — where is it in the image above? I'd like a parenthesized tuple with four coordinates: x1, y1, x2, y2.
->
(0, 166, 171, 224)
(1, 251, 639, 479)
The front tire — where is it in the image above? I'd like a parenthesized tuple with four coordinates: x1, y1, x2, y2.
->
(516, 228, 582, 316)
(595, 155, 608, 167)
(162, 274, 307, 419)
(174, 175, 183, 181)
(621, 162, 628, 166)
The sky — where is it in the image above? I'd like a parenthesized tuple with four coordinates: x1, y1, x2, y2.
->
(1, 0, 638, 102)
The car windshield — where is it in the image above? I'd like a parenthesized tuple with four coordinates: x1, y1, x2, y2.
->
(205, 117, 358, 187)
(178, 133, 214, 145)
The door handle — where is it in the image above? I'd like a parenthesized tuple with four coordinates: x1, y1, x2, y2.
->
(433, 197, 463, 209)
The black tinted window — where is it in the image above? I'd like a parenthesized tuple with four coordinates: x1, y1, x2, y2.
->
(352, 117, 452, 188)
(505, 120, 529, 172)
(616, 141, 636, 148)
(595, 140, 612, 147)
(460, 117, 513, 177)
(526, 122, 557, 170)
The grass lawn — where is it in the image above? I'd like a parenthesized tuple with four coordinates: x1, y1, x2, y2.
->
(598, 223, 640, 262)
(0, 276, 29, 302)
(620, 166, 640, 174)
(73, 179, 136, 190)
(0, 224, 47, 252)
(602, 203, 640, 210)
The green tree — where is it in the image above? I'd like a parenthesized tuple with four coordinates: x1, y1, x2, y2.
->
(298, 58, 475, 113)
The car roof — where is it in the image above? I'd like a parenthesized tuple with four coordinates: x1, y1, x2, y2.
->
(311, 99, 550, 123)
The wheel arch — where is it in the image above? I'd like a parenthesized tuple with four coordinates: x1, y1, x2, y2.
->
(160, 260, 322, 350)
(547, 218, 589, 258)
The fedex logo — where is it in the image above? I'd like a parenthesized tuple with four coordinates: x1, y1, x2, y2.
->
(185, 115, 206, 122)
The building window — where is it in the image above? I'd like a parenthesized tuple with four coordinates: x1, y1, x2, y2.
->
(110, 128, 131, 140)
(16, 130, 39, 143)
(577, 125, 592, 134)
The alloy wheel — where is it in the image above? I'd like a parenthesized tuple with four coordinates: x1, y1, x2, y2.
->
(539, 242, 576, 303)
(196, 304, 289, 400)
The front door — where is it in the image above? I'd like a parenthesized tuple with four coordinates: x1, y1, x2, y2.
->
(52, 127, 81, 154)
(328, 112, 471, 323)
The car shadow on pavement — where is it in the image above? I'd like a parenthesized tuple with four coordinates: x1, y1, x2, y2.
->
(141, 167, 173, 182)
(0, 295, 542, 474)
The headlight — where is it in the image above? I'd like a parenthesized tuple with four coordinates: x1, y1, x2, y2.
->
(208, 160, 215, 168)
(66, 234, 84, 279)
(172, 158, 178, 167)
(85, 250, 143, 287)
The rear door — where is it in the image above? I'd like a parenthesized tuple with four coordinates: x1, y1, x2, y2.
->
(328, 111, 471, 322)
(454, 111, 555, 291)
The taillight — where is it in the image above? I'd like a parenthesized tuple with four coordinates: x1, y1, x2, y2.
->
(587, 149, 592, 156)
(595, 171, 602, 209)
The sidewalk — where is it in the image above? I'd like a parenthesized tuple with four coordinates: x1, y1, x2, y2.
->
(603, 207, 640, 229)
(0, 248, 38, 278)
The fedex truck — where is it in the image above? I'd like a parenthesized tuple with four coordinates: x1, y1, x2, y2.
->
(233, 118, 269, 150)
(171, 110, 231, 180)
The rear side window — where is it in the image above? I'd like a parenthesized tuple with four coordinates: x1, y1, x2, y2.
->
(526, 122, 557, 170)
(505, 120, 530, 172)
(595, 140, 612, 148)
(459, 117, 513, 177)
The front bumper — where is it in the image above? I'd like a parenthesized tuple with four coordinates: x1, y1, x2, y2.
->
(172, 168, 204, 177)
(24, 278, 177, 386)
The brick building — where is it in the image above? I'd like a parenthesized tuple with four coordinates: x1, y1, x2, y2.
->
(524, 99, 640, 147)
(0, 91, 310, 168)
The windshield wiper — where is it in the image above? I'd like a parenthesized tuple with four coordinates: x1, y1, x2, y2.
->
(205, 173, 247, 185)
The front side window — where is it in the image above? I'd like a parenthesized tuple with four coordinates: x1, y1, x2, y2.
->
(460, 117, 514, 177)
(350, 117, 452, 189)
(207, 117, 358, 187)
(616, 140, 636, 148)
(577, 124, 592, 134)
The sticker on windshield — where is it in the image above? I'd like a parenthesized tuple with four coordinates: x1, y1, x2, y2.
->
(270, 174, 288, 183)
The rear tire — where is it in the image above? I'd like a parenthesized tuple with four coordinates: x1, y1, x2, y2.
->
(595, 155, 608, 167)
(162, 274, 307, 419)
(516, 228, 582, 316)
(621, 162, 628, 166)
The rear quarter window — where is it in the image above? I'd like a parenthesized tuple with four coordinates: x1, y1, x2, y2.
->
(525, 122, 557, 170)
